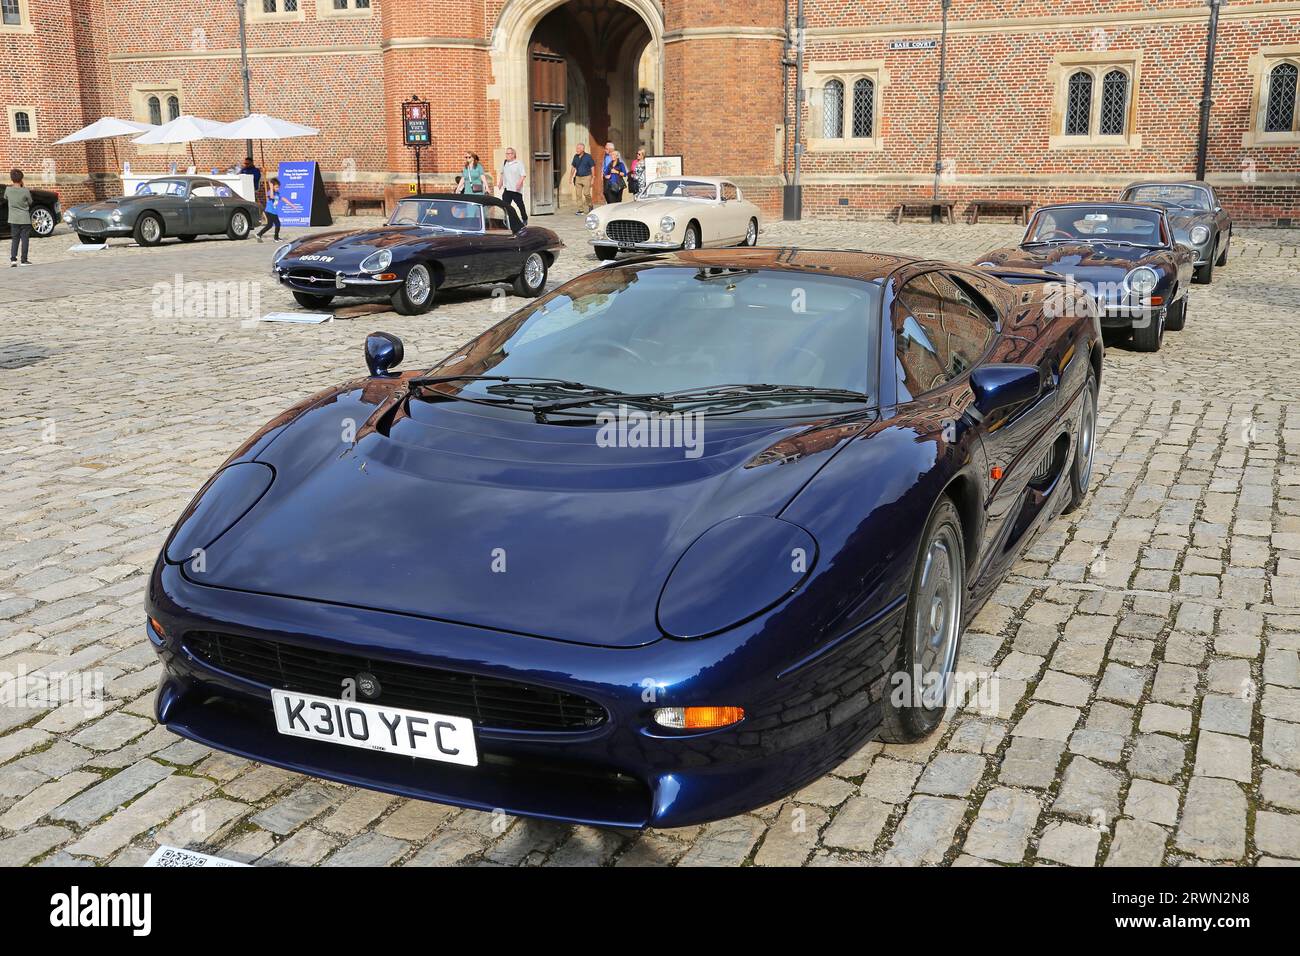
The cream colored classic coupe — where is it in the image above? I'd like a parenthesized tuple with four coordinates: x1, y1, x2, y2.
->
(586, 176, 761, 259)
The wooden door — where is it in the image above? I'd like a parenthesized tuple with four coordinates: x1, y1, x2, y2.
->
(528, 42, 567, 214)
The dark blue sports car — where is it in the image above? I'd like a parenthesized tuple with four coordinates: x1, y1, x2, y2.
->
(147, 248, 1102, 828)
(273, 193, 563, 315)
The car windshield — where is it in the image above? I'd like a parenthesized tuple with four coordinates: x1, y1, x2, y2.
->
(424, 265, 880, 410)
(389, 199, 485, 232)
(639, 179, 719, 201)
(135, 179, 188, 197)
(1025, 206, 1165, 246)
(1122, 185, 1212, 210)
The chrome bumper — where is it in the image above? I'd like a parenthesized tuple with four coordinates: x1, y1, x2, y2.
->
(590, 238, 679, 251)
(275, 268, 401, 291)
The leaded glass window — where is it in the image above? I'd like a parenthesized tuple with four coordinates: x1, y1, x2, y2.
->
(147, 95, 162, 127)
(166, 95, 180, 122)
(13, 110, 29, 133)
(1065, 71, 1092, 136)
(1, 0, 20, 27)
(852, 78, 874, 138)
(822, 79, 844, 138)
(1265, 62, 1298, 133)
(1099, 70, 1128, 135)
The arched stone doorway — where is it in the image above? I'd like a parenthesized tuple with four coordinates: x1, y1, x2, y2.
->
(491, 0, 664, 214)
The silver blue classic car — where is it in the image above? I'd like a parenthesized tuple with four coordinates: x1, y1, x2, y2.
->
(1119, 181, 1232, 284)
(62, 175, 262, 246)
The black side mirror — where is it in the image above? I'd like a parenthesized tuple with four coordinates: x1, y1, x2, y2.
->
(969, 364, 1041, 418)
(365, 332, 404, 377)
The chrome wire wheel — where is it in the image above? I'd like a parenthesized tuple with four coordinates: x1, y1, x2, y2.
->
(523, 253, 544, 289)
(140, 217, 161, 243)
(913, 524, 962, 710)
(30, 207, 55, 237)
(406, 264, 431, 304)
(683, 225, 698, 250)
(745, 219, 757, 246)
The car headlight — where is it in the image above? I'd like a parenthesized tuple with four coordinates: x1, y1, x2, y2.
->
(585, 213, 600, 230)
(1189, 225, 1210, 245)
(164, 462, 274, 565)
(657, 516, 817, 638)
(62, 211, 73, 223)
(110, 210, 123, 222)
(660, 215, 676, 233)
(273, 242, 293, 265)
(360, 249, 392, 273)
(1126, 266, 1159, 297)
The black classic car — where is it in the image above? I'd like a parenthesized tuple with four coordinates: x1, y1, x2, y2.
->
(976, 202, 1193, 353)
(1119, 180, 1231, 284)
(1, 187, 60, 239)
(63, 176, 262, 246)
(273, 193, 564, 315)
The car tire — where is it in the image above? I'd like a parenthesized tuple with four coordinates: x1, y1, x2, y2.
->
(681, 222, 701, 251)
(742, 218, 758, 247)
(1164, 293, 1187, 332)
(1131, 307, 1164, 352)
(134, 213, 164, 247)
(30, 207, 56, 238)
(227, 210, 251, 241)
(595, 247, 618, 261)
(512, 252, 548, 297)
(1193, 257, 1213, 284)
(1215, 231, 1230, 267)
(878, 496, 966, 744)
(178, 234, 197, 243)
(1063, 370, 1098, 515)
(390, 263, 435, 315)
(293, 291, 335, 310)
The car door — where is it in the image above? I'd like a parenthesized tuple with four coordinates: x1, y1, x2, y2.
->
(186, 180, 227, 234)
(717, 181, 746, 243)
(477, 204, 522, 281)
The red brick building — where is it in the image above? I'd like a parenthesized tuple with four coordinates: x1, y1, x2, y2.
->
(3, 0, 1298, 222)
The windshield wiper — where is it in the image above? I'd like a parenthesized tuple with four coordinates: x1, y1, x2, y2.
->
(532, 383, 870, 421)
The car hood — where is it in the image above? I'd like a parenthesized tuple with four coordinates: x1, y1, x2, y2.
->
(72, 198, 132, 216)
(186, 380, 873, 647)
(978, 243, 1158, 281)
(283, 226, 474, 260)
(604, 198, 713, 221)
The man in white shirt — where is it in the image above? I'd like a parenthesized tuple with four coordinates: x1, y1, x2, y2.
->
(498, 147, 528, 225)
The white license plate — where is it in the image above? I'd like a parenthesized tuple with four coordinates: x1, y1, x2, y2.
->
(271, 689, 478, 767)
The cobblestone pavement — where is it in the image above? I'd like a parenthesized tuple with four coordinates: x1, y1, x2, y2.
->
(2, 210, 1299, 867)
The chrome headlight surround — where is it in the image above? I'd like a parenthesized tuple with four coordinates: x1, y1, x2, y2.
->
(585, 213, 600, 231)
(273, 242, 293, 266)
(110, 209, 123, 222)
(62, 211, 74, 223)
(1189, 224, 1210, 246)
(1125, 266, 1159, 298)
(660, 215, 676, 233)
(360, 249, 393, 273)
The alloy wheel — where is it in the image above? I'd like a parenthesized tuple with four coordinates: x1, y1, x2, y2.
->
(1077, 389, 1096, 492)
(913, 525, 962, 710)
(30, 207, 55, 237)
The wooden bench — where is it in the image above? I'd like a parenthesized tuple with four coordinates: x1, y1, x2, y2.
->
(346, 196, 387, 217)
(967, 199, 1033, 224)
(891, 201, 956, 225)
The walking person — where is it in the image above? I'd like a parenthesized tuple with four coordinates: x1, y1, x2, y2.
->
(604, 149, 628, 205)
(628, 148, 647, 198)
(498, 147, 527, 225)
(601, 141, 618, 205)
(569, 142, 595, 215)
(257, 176, 282, 242)
(458, 153, 491, 195)
(5, 169, 32, 267)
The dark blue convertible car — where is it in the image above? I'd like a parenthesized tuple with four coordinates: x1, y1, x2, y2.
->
(147, 248, 1102, 828)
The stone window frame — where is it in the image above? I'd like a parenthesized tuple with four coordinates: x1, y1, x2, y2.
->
(129, 83, 185, 156)
(805, 60, 888, 153)
(1047, 51, 1142, 150)
(316, 0, 372, 20)
(6, 105, 37, 139)
(248, 0, 304, 24)
(0, 0, 32, 34)
(1243, 45, 1300, 147)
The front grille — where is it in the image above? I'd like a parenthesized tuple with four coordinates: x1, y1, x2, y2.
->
(606, 220, 650, 244)
(183, 631, 607, 733)
(283, 268, 338, 286)
(75, 218, 106, 233)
